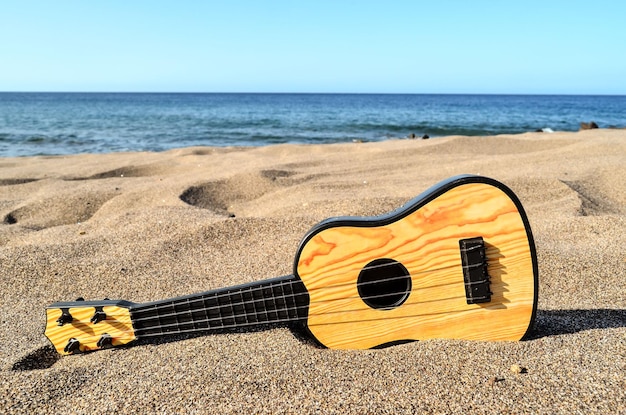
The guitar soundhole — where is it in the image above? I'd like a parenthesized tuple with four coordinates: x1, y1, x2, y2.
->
(357, 258, 411, 310)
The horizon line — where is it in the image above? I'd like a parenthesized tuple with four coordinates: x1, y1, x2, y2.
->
(1, 91, 625, 97)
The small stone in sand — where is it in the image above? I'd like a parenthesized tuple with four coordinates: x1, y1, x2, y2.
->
(510, 364, 527, 374)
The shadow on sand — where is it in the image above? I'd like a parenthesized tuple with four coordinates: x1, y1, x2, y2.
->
(529, 308, 626, 339)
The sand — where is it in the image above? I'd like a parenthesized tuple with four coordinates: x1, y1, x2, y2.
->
(1, 129, 624, 414)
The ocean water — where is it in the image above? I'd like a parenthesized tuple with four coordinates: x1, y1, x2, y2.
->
(0, 93, 624, 157)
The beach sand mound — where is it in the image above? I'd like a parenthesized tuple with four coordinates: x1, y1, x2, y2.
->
(1, 129, 624, 414)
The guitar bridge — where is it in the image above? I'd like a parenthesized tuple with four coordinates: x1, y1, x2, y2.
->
(459, 237, 491, 304)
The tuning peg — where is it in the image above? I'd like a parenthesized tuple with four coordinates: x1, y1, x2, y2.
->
(90, 307, 106, 324)
(56, 309, 73, 326)
(97, 333, 113, 349)
(64, 338, 81, 354)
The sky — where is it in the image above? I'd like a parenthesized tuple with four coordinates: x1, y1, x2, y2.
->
(1, 1, 625, 94)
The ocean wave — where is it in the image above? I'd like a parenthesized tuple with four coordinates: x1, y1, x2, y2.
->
(1, 93, 624, 156)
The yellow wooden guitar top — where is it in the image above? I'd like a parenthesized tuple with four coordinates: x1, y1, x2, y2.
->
(295, 178, 537, 348)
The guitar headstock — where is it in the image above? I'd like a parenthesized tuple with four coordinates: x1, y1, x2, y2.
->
(45, 298, 136, 355)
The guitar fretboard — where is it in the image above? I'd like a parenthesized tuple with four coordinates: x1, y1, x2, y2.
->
(130, 275, 310, 337)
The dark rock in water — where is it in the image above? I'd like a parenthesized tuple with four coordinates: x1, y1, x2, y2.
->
(408, 133, 416, 139)
(580, 121, 599, 130)
(422, 134, 429, 139)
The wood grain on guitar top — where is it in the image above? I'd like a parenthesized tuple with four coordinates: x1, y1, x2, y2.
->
(296, 182, 536, 349)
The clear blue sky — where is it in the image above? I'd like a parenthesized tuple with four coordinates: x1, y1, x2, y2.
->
(2, 1, 625, 94)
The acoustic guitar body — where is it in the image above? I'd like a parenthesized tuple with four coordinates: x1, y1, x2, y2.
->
(294, 175, 538, 349)
(45, 175, 537, 355)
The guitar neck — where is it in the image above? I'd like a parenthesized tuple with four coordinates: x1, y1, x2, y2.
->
(129, 275, 310, 338)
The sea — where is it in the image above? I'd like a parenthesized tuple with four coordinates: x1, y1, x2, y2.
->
(0, 93, 624, 157)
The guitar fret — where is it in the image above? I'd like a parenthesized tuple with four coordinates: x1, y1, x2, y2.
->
(283, 280, 293, 319)
(231, 291, 245, 325)
(272, 284, 283, 320)
(219, 292, 233, 327)
(206, 295, 221, 329)
(176, 298, 190, 332)
(175, 299, 183, 332)
(285, 279, 298, 319)
(201, 296, 212, 329)
(240, 287, 251, 324)
(189, 297, 208, 331)
(253, 283, 268, 323)
(275, 283, 288, 321)
(264, 287, 277, 322)
(161, 302, 175, 333)
(246, 286, 259, 324)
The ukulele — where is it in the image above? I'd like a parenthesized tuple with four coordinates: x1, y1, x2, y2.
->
(45, 175, 538, 355)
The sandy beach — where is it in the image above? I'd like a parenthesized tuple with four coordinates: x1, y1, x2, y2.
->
(1, 129, 624, 414)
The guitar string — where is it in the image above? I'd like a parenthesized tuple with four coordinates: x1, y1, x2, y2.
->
(127, 264, 472, 324)
(128, 260, 415, 314)
(57, 304, 487, 347)
(51, 278, 476, 346)
(129, 253, 492, 316)
(128, 273, 471, 326)
(51, 292, 477, 346)
(52, 242, 494, 316)
(137, 243, 495, 310)
(129, 291, 425, 328)
(130, 258, 455, 315)
(137, 290, 466, 332)
(129, 240, 497, 315)
(55, 260, 488, 327)
(55, 289, 457, 338)
(128, 255, 494, 323)
(51, 239, 496, 343)
(51, 254, 494, 346)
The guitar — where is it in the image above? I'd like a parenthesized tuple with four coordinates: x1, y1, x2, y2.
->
(45, 175, 538, 355)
